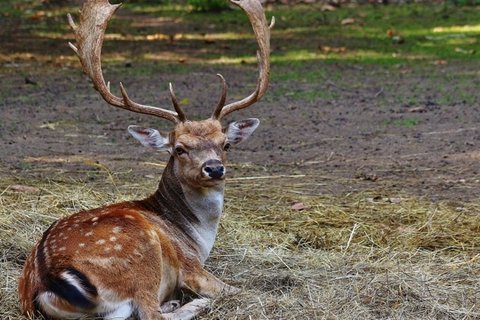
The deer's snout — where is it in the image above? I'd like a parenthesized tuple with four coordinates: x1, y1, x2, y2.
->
(202, 159, 225, 180)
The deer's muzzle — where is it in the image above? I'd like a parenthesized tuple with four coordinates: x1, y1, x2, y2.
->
(202, 159, 225, 180)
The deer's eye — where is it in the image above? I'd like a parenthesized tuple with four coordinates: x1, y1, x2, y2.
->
(175, 146, 187, 155)
(223, 143, 231, 151)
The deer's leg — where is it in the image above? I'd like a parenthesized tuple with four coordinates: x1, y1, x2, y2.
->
(134, 289, 165, 320)
(161, 298, 211, 320)
(181, 268, 240, 298)
(159, 300, 181, 313)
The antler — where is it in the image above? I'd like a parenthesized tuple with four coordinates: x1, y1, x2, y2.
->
(67, 0, 184, 123)
(212, 0, 274, 120)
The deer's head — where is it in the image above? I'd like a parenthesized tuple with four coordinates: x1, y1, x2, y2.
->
(128, 117, 259, 188)
(68, 0, 273, 188)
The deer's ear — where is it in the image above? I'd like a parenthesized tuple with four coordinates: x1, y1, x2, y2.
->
(128, 125, 171, 151)
(225, 118, 260, 145)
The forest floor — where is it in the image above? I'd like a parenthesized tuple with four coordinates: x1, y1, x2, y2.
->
(1, 2, 480, 319)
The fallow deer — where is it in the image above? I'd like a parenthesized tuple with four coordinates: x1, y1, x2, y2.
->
(18, 0, 273, 319)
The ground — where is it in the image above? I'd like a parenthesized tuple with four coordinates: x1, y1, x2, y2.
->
(0, 2, 479, 320)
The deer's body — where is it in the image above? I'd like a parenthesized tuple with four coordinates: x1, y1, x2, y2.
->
(18, 0, 272, 318)
(19, 152, 233, 319)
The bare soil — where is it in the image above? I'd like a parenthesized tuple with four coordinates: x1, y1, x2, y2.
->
(1, 33, 480, 202)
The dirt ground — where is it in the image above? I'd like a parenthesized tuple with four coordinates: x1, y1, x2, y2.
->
(1, 3, 480, 319)
(2, 37, 480, 203)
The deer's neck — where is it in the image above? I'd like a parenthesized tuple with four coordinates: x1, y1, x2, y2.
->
(143, 158, 225, 263)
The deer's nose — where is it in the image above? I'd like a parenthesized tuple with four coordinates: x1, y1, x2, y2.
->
(202, 159, 225, 179)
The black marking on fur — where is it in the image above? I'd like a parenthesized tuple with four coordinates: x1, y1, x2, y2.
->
(64, 267, 98, 296)
(44, 268, 97, 310)
(140, 157, 201, 236)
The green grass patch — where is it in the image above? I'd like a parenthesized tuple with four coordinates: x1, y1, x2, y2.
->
(124, 3, 480, 64)
(386, 117, 421, 128)
(7, 2, 480, 67)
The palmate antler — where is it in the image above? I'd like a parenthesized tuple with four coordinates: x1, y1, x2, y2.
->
(67, 0, 273, 123)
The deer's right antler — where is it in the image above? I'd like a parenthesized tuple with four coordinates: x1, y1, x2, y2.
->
(212, 0, 274, 120)
(68, 0, 184, 123)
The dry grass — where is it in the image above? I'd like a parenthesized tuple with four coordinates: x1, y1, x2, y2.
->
(1, 170, 479, 319)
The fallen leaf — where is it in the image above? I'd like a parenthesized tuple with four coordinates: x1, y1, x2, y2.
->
(30, 11, 45, 21)
(320, 45, 347, 53)
(11, 185, 40, 193)
(386, 28, 396, 37)
(455, 47, 475, 55)
(408, 107, 426, 113)
(321, 4, 336, 11)
(39, 122, 57, 130)
(291, 202, 306, 211)
(434, 60, 448, 65)
(341, 18, 356, 25)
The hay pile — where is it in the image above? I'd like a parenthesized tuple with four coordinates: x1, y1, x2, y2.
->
(1, 169, 479, 319)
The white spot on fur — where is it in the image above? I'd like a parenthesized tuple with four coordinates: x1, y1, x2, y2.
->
(79, 243, 85, 248)
(124, 215, 135, 220)
(112, 226, 122, 234)
(91, 217, 99, 222)
(114, 244, 122, 251)
(109, 236, 117, 242)
(85, 231, 93, 237)
(96, 239, 106, 245)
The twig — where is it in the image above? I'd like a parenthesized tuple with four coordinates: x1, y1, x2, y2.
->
(343, 223, 359, 255)
(230, 174, 305, 181)
(374, 87, 384, 98)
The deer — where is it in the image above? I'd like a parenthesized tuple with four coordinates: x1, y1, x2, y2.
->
(17, 0, 273, 319)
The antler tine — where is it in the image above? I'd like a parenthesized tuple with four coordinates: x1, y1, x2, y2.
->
(68, 0, 181, 123)
(214, 0, 272, 120)
(169, 83, 187, 122)
(212, 74, 228, 119)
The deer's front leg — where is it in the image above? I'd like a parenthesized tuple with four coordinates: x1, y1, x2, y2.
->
(181, 267, 241, 298)
(161, 298, 210, 320)
(159, 269, 239, 320)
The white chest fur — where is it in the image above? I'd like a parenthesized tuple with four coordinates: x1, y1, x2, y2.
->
(182, 186, 224, 263)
